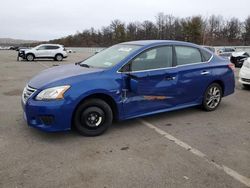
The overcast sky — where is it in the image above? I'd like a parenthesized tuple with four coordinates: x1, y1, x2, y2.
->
(1, 0, 250, 41)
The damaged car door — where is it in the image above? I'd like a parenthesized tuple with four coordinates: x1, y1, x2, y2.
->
(120, 45, 178, 118)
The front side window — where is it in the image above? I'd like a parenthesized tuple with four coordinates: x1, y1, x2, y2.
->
(80, 44, 140, 69)
(37, 46, 47, 50)
(127, 46, 173, 72)
(175, 46, 202, 65)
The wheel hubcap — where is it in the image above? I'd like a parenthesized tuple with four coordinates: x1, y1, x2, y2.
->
(80, 107, 105, 129)
(206, 86, 221, 109)
(27, 55, 33, 61)
(57, 56, 62, 61)
(87, 112, 102, 127)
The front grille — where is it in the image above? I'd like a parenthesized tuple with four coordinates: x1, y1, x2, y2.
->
(22, 85, 37, 104)
(241, 78, 250, 83)
(19, 51, 25, 58)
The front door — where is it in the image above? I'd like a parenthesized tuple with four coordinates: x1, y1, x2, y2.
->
(121, 45, 178, 118)
(36, 46, 48, 57)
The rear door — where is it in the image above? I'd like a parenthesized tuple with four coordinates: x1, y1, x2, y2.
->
(121, 45, 179, 117)
(46, 45, 60, 57)
(173, 45, 213, 105)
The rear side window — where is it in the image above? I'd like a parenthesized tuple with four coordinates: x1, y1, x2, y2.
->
(175, 46, 202, 65)
(201, 49, 212, 62)
(46, 46, 60, 50)
(129, 46, 173, 71)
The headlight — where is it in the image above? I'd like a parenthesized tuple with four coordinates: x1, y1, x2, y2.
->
(243, 61, 250, 68)
(36, 85, 70, 100)
(243, 57, 250, 68)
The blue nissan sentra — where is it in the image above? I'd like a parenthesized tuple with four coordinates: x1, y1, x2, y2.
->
(21, 40, 235, 136)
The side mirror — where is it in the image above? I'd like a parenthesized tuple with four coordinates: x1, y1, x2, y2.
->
(124, 73, 138, 93)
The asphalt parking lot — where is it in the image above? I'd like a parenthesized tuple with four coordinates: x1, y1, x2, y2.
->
(0, 50, 249, 188)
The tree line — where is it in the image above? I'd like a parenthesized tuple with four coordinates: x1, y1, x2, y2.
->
(49, 13, 250, 47)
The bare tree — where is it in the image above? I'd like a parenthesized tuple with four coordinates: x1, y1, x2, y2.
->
(243, 16, 250, 45)
(49, 13, 249, 47)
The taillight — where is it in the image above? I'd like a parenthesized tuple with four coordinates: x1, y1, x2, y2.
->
(228, 63, 235, 71)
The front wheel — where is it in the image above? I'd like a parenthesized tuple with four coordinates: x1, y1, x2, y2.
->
(26, 54, 34, 61)
(73, 99, 113, 136)
(202, 83, 222, 111)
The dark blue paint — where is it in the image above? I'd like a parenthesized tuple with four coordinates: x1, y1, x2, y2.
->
(22, 40, 235, 132)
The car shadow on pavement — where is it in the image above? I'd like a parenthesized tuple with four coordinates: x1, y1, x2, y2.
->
(20, 104, 230, 141)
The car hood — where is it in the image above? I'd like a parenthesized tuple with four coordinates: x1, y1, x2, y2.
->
(28, 64, 104, 89)
(232, 51, 249, 57)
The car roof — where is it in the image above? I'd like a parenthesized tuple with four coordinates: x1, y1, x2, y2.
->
(121, 40, 200, 48)
(39, 44, 62, 46)
(202, 45, 214, 48)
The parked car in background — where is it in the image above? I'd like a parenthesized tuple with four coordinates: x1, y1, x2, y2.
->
(18, 44, 68, 61)
(217, 47, 235, 54)
(22, 40, 235, 136)
(66, 49, 75, 53)
(218, 52, 233, 60)
(202, 46, 216, 53)
(239, 57, 250, 88)
(16, 47, 30, 51)
(9, 46, 18, 50)
(230, 51, 250, 68)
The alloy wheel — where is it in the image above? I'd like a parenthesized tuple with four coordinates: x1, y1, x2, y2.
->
(206, 86, 221, 109)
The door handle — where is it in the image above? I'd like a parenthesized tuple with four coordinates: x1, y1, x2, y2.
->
(165, 76, 176, 81)
(201, 71, 210, 75)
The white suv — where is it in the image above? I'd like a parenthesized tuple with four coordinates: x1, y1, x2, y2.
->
(18, 44, 68, 61)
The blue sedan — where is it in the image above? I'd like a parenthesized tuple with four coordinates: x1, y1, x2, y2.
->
(21, 40, 235, 136)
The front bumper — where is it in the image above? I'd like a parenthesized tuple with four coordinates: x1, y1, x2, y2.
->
(18, 51, 25, 59)
(239, 67, 250, 85)
(22, 98, 73, 132)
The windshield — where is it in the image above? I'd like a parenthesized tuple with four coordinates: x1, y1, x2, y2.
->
(80, 44, 141, 68)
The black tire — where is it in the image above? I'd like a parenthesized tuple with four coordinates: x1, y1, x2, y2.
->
(26, 54, 34, 61)
(202, 83, 222, 111)
(73, 99, 113, 136)
(55, 54, 63, 61)
(235, 62, 242, 68)
(242, 84, 250, 89)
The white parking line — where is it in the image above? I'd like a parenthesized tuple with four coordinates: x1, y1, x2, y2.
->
(139, 119, 250, 187)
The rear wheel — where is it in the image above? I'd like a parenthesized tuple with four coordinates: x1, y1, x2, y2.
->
(73, 99, 113, 136)
(202, 83, 222, 111)
(55, 54, 63, 61)
(26, 54, 34, 61)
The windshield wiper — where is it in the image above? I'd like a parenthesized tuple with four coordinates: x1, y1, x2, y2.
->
(79, 63, 90, 68)
(75, 62, 91, 68)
